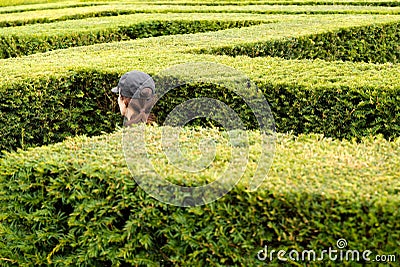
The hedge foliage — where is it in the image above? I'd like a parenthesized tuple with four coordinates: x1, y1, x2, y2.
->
(0, 129, 399, 266)
(0, 1, 100, 11)
(0, 0, 66, 8)
(2, 0, 400, 11)
(2, 12, 399, 59)
(1, 16, 400, 151)
(196, 20, 400, 63)
(1, 1, 399, 266)
(2, 12, 399, 61)
(150, 77, 400, 141)
(0, 70, 122, 153)
(2, 4, 400, 28)
(0, 16, 266, 58)
(1, 62, 399, 153)
(1, 25, 399, 152)
(132, 0, 400, 7)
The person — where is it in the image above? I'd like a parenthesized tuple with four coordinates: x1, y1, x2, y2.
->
(111, 70, 157, 126)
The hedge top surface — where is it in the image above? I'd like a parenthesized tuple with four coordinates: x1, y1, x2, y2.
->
(2, 47, 400, 90)
(2, 0, 400, 11)
(1, 127, 399, 203)
(2, 3, 400, 27)
(0, 12, 271, 36)
(1, 127, 399, 266)
(97, 0, 400, 5)
(2, 12, 399, 37)
(0, 13, 399, 89)
(0, 1, 101, 10)
(119, 0, 400, 6)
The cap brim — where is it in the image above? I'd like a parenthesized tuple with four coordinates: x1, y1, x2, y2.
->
(111, 86, 119, 94)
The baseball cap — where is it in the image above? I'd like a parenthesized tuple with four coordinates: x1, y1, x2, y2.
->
(111, 70, 155, 99)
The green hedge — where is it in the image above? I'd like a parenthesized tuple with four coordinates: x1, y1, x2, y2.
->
(0, 10, 135, 28)
(1, 14, 399, 152)
(0, 70, 121, 153)
(0, 0, 68, 8)
(150, 80, 400, 141)
(0, 129, 399, 266)
(267, 83, 400, 141)
(3, 4, 400, 28)
(2, 0, 400, 11)
(0, 2, 101, 12)
(0, 18, 265, 58)
(195, 20, 400, 63)
(136, 0, 400, 7)
(1, 67, 399, 153)
(2, 13, 398, 60)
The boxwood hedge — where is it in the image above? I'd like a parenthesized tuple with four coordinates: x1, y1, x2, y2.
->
(1, 2, 399, 266)
(0, 10, 398, 152)
(1, 63, 398, 153)
(0, 70, 122, 153)
(134, 0, 400, 6)
(0, 1, 100, 11)
(2, 12, 399, 60)
(0, 17, 266, 58)
(116, 0, 400, 7)
(195, 20, 400, 63)
(2, 4, 400, 28)
(0, 128, 399, 266)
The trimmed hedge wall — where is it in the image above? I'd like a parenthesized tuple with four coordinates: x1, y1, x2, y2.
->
(0, 70, 121, 153)
(3, 5, 400, 28)
(110, 0, 400, 7)
(0, 19, 265, 59)
(0, 5, 399, 152)
(1, 67, 399, 153)
(261, 82, 400, 141)
(0, 2, 100, 11)
(0, 130, 399, 266)
(152, 80, 400, 141)
(195, 20, 400, 63)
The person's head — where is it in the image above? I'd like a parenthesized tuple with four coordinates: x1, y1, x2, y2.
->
(111, 70, 156, 125)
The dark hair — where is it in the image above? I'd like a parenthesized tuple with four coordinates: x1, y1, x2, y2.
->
(123, 90, 157, 126)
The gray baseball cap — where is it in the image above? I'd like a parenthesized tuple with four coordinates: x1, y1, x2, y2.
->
(111, 70, 155, 99)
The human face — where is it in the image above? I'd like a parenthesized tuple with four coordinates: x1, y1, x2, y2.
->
(117, 88, 127, 116)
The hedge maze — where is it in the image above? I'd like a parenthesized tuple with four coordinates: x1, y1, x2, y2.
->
(0, 0, 399, 266)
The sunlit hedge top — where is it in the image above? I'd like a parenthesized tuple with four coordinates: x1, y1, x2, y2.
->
(0, 128, 399, 265)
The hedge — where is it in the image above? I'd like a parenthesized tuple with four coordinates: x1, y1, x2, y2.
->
(0, 70, 123, 154)
(2, 4, 400, 28)
(1, 60, 399, 154)
(133, 0, 400, 7)
(0, 1, 102, 12)
(1, 55, 399, 153)
(150, 77, 400, 141)
(3, 12, 399, 60)
(2, 0, 400, 11)
(0, 0, 65, 7)
(0, 15, 267, 58)
(1, 14, 399, 152)
(2, 12, 399, 59)
(2, 14, 400, 83)
(195, 20, 400, 63)
(0, 128, 399, 266)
